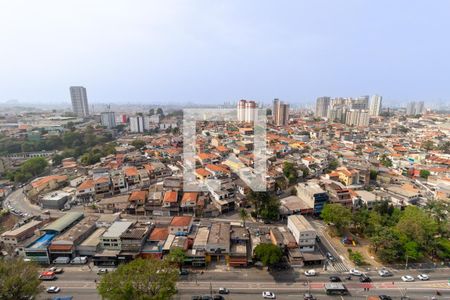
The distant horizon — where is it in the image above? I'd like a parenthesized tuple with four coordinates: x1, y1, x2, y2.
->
(1, 1, 450, 107)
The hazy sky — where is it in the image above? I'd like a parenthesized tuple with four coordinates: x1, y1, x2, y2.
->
(1, 1, 449, 106)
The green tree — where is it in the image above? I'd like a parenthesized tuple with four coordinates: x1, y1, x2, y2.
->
(348, 250, 365, 266)
(0, 258, 43, 300)
(166, 247, 186, 271)
(131, 139, 146, 150)
(283, 162, 298, 184)
(369, 169, 378, 180)
(97, 258, 178, 300)
(254, 243, 283, 266)
(379, 154, 393, 168)
(370, 227, 404, 263)
(396, 206, 438, 251)
(321, 203, 352, 234)
(239, 208, 249, 227)
(328, 159, 339, 171)
(419, 170, 430, 179)
(52, 154, 64, 166)
(248, 191, 280, 221)
(21, 157, 48, 177)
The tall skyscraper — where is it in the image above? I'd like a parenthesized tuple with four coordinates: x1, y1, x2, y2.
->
(101, 111, 116, 129)
(70, 86, 89, 117)
(129, 116, 144, 133)
(406, 101, 425, 115)
(369, 95, 382, 116)
(237, 99, 257, 122)
(315, 97, 330, 118)
(273, 98, 289, 126)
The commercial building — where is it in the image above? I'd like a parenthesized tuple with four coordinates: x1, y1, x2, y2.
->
(25, 212, 84, 264)
(100, 221, 133, 250)
(48, 215, 99, 259)
(296, 182, 329, 214)
(40, 191, 71, 210)
(77, 227, 106, 256)
(0, 220, 43, 251)
(206, 222, 230, 262)
(70, 86, 89, 117)
(101, 111, 116, 129)
(287, 215, 317, 252)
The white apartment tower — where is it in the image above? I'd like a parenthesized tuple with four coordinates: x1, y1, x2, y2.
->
(237, 99, 257, 123)
(101, 112, 116, 129)
(70, 86, 89, 117)
(369, 95, 382, 116)
(129, 116, 144, 133)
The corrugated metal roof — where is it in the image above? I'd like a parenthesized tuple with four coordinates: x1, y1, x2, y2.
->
(43, 212, 84, 233)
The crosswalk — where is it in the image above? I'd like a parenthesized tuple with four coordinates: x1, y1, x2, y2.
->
(327, 261, 349, 273)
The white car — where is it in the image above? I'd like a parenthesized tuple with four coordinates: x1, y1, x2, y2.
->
(304, 269, 316, 276)
(349, 269, 363, 276)
(46, 286, 61, 293)
(417, 274, 429, 281)
(262, 291, 276, 299)
(401, 275, 415, 282)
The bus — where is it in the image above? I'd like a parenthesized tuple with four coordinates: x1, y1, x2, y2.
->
(39, 271, 56, 281)
(324, 283, 349, 296)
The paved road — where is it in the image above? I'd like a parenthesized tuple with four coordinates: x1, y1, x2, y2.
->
(3, 188, 41, 216)
(309, 218, 350, 273)
(37, 266, 450, 300)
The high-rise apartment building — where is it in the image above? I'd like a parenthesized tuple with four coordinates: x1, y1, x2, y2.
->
(70, 86, 89, 117)
(315, 97, 330, 118)
(237, 99, 257, 122)
(129, 116, 144, 133)
(406, 101, 425, 115)
(345, 109, 370, 127)
(369, 95, 382, 116)
(272, 98, 289, 126)
(351, 96, 369, 110)
(100, 112, 116, 129)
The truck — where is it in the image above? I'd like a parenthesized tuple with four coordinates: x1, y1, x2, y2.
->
(53, 257, 70, 264)
(70, 256, 88, 264)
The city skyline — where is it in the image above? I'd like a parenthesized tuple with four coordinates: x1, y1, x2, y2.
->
(0, 1, 449, 106)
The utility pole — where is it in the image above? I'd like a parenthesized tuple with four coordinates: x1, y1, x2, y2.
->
(210, 281, 213, 297)
(405, 255, 409, 270)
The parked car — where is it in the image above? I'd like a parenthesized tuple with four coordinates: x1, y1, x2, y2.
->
(304, 269, 316, 276)
(213, 296, 224, 300)
(417, 274, 429, 281)
(53, 257, 70, 264)
(218, 288, 229, 294)
(97, 268, 108, 275)
(379, 295, 392, 300)
(349, 269, 363, 276)
(70, 256, 88, 265)
(401, 275, 415, 282)
(46, 286, 61, 293)
(262, 291, 276, 299)
(191, 296, 201, 300)
(329, 276, 342, 282)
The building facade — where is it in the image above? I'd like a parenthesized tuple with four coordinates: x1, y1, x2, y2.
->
(70, 86, 89, 117)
